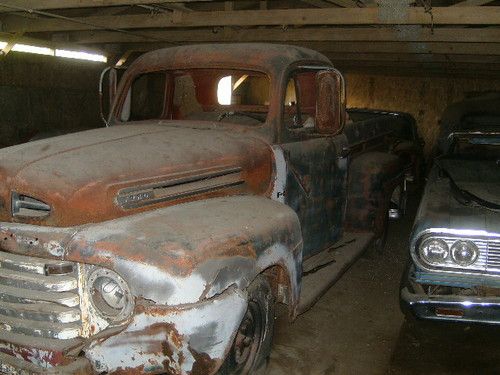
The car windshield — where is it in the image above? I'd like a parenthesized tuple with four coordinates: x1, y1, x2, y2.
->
(119, 69, 270, 126)
(448, 133, 500, 160)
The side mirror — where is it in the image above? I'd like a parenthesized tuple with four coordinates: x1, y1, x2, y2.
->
(99, 67, 120, 126)
(315, 70, 346, 135)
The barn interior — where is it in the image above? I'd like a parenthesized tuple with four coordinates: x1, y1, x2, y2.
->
(0, 1, 499, 374)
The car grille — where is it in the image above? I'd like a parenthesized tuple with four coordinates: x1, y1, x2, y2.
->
(0, 251, 82, 340)
(487, 239, 500, 273)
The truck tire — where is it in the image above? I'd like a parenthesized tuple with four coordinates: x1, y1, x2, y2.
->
(218, 275, 275, 375)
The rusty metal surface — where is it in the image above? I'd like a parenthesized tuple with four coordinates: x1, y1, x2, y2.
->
(0, 125, 273, 227)
(86, 287, 247, 374)
(0, 196, 302, 373)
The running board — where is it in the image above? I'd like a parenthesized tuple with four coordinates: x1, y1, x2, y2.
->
(297, 232, 374, 315)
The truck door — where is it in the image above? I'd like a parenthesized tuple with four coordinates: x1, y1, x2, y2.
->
(280, 70, 348, 258)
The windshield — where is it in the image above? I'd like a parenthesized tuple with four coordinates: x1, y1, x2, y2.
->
(119, 69, 270, 126)
(448, 133, 500, 160)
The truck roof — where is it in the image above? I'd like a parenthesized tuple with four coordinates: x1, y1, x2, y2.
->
(127, 43, 332, 76)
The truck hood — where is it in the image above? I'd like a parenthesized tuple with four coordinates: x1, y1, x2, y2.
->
(0, 124, 273, 226)
(413, 159, 500, 238)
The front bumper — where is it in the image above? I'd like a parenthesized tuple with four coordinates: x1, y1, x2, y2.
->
(401, 287, 500, 324)
(0, 287, 247, 374)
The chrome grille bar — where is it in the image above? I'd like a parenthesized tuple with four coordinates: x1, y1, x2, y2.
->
(487, 240, 500, 272)
(0, 251, 82, 340)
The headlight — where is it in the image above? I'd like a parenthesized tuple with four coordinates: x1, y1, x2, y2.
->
(451, 240, 479, 266)
(419, 238, 449, 265)
(88, 268, 133, 322)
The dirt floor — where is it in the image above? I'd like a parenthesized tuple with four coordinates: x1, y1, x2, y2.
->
(268, 192, 500, 375)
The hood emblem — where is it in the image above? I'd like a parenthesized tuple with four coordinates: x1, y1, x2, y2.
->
(116, 166, 243, 210)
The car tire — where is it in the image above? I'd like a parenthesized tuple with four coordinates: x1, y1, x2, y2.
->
(218, 275, 275, 375)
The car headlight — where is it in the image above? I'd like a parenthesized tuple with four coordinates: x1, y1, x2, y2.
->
(88, 268, 133, 322)
(419, 238, 449, 265)
(451, 240, 479, 266)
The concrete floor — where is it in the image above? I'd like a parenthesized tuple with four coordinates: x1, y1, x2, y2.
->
(268, 193, 500, 375)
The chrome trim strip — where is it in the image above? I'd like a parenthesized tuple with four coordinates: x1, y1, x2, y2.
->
(401, 287, 500, 325)
(116, 167, 244, 209)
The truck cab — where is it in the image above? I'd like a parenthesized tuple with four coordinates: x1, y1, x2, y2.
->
(0, 44, 419, 374)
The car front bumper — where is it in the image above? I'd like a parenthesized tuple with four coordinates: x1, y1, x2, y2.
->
(401, 287, 500, 324)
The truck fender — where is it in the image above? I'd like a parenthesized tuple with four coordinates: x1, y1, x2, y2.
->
(66, 195, 303, 312)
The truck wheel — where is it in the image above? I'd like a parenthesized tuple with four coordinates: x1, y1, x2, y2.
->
(218, 275, 275, 375)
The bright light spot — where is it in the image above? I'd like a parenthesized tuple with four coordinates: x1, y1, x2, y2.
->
(217, 75, 232, 105)
(12, 43, 54, 56)
(0, 39, 107, 62)
(55, 49, 107, 63)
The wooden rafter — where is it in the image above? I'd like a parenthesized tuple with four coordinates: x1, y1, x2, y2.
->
(67, 26, 500, 45)
(452, 0, 496, 6)
(333, 60, 500, 71)
(0, 31, 22, 56)
(0, 0, 210, 12)
(301, 0, 338, 8)
(117, 40, 500, 57)
(2, 7, 500, 33)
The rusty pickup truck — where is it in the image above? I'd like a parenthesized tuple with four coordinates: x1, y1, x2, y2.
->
(0, 44, 420, 374)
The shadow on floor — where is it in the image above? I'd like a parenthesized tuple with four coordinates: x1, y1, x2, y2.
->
(388, 318, 500, 375)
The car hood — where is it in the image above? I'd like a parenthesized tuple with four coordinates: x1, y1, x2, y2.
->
(0, 123, 273, 226)
(413, 158, 500, 239)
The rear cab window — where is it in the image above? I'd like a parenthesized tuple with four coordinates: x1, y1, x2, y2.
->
(119, 69, 271, 126)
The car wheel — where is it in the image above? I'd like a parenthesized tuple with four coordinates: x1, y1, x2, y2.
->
(218, 275, 275, 375)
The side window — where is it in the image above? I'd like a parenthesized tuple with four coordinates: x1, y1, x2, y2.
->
(283, 71, 317, 130)
(122, 72, 166, 121)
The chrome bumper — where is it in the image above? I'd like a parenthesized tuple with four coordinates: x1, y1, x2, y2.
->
(401, 287, 500, 324)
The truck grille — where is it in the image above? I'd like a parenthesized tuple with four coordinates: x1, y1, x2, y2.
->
(487, 239, 500, 272)
(0, 251, 82, 340)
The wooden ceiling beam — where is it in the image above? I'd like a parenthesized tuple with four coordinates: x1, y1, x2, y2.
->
(111, 40, 500, 56)
(301, 0, 378, 8)
(343, 66, 500, 79)
(66, 26, 500, 44)
(323, 0, 361, 6)
(2, 7, 500, 33)
(327, 52, 500, 64)
(301, 0, 337, 8)
(333, 60, 500, 71)
(310, 41, 500, 55)
(452, 0, 496, 6)
(0, 0, 211, 13)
